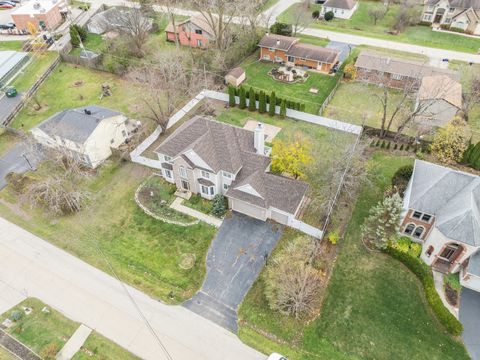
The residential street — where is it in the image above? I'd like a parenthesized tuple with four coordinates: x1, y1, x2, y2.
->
(460, 288, 480, 360)
(0, 216, 265, 360)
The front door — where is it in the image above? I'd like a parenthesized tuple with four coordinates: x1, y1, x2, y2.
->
(181, 180, 190, 191)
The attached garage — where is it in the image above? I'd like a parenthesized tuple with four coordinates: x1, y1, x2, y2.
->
(230, 198, 267, 221)
(270, 208, 290, 225)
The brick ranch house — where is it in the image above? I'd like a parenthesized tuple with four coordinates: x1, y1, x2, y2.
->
(258, 34, 340, 74)
(165, 16, 215, 48)
(401, 160, 480, 292)
(154, 116, 309, 225)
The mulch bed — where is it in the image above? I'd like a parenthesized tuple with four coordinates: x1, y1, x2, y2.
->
(445, 284, 459, 307)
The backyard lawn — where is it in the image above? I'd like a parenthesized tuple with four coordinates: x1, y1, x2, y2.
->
(278, 2, 480, 53)
(0, 161, 216, 303)
(70, 33, 105, 56)
(0, 41, 24, 51)
(238, 152, 469, 360)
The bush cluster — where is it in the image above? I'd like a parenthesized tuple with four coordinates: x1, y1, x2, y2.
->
(393, 236, 422, 258)
(370, 139, 429, 155)
(462, 141, 480, 169)
(384, 246, 463, 336)
(69, 24, 87, 48)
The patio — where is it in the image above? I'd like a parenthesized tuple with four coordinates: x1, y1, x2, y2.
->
(269, 66, 309, 83)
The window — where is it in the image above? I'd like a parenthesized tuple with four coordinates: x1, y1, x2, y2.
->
(210, 186, 215, 195)
(287, 55, 294, 62)
(412, 211, 422, 219)
(391, 73, 403, 80)
(424, 14, 432, 21)
(179, 166, 187, 178)
(195, 29, 202, 34)
(413, 226, 425, 238)
(164, 155, 172, 162)
(201, 185, 209, 194)
(201, 185, 215, 195)
(223, 183, 229, 190)
(201, 170, 210, 179)
(445, 17, 451, 23)
(197, 39, 203, 47)
(440, 244, 460, 260)
(426, 245, 434, 257)
(164, 169, 172, 179)
(404, 224, 415, 235)
(421, 214, 432, 222)
(449, 7, 455, 12)
(222, 171, 232, 179)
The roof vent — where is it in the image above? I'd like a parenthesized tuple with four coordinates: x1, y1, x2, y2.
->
(276, 39, 281, 46)
(84, 109, 92, 115)
(33, 2, 41, 9)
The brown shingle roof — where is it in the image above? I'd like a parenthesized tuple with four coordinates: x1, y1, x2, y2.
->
(418, 75, 462, 109)
(323, 0, 357, 10)
(354, 51, 458, 80)
(287, 43, 339, 64)
(227, 67, 245, 79)
(258, 34, 299, 51)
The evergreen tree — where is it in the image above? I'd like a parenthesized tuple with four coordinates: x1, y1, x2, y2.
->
(228, 86, 236, 107)
(258, 91, 266, 113)
(269, 91, 276, 116)
(280, 99, 287, 118)
(248, 87, 256, 111)
(463, 142, 474, 163)
(300, 103, 305, 112)
(239, 88, 246, 109)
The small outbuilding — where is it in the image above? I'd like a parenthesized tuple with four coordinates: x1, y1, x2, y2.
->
(225, 67, 246, 87)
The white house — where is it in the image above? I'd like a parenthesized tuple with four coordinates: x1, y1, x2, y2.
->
(31, 105, 137, 168)
(154, 116, 309, 226)
(321, 0, 359, 19)
(401, 160, 480, 292)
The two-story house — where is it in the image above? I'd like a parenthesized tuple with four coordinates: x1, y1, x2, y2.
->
(421, 0, 480, 35)
(401, 160, 480, 292)
(154, 116, 309, 225)
(258, 34, 340, 74)
(165, 16, 216, 48)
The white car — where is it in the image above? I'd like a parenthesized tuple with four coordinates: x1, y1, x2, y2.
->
(267, 353, 288, 360)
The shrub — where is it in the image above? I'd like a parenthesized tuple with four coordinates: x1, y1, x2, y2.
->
(300, 103, 305, 111)
(395, 236, 412, 253)
(280, 99, 287, 118)
(10, 310, 23, 322)
(258, 91, 266, 113)
(239, 87, 246, 109)
(312, 10, 320, 18)
(343, 63, 357, 80)
(384, 246, 463, 336)
(324, 11, 334, 21)
(228, 86, 236, 107)
(212, 195, 227, 217)
(248, 87, 256, 111)
(393, 143, 397, 150)
(370, 140, 375, 147)
(399, 144, 404, 151)
(40, 343, 59, 360)
(391, 164, 413, 187)
(327, 231, 340, 245)
(269, 91, 276, 116)
(386, 142, 391, 149)
(409, 242, 422, 258)
(375, 139, 380, 147)
(380, 141, 385, 148)
(269, 22, 293, 36)
(69, 24, 86, 47)
(444, 272, 462, 291)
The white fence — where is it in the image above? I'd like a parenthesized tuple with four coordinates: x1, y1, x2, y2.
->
(289, 219, 323, 239)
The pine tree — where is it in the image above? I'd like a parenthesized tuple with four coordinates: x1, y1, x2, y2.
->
(468, 142, 480, 167)
(248, 87, 256, 111)
(300, 103, 305, 112)
(462, 142, 474, 163)
(228, 86, 236, 107)
(269, 91, 276, 116)
(258, 91, 266, 113)
(280, 99, 287, 118)
(239, 87, 246, 109)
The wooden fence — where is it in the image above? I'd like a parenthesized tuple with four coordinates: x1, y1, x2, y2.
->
(319, 79, 341, 115)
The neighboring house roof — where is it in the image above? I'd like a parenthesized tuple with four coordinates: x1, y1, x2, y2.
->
(287, 43, 339, 64)
(156, 116, 308, 214)
(355, 51, 458, 80)
(165, 16, 216, 37)
(87, 8, 153, 35)
(467, 251, 480, 276)
(226, 67, 245, 79)
(258, 34, 299, 51)
(418, 75, 462, 109)
(426, 0, 480, 8)
(12, 0, 59, 15)
(323, 0, 357, 10)
(453, 7, 480, 21)
(404, 160, 480, 247)
(36, 105, 123, 144)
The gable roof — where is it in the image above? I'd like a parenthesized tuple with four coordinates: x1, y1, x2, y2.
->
(35, 105, 122, 144)
(405, 160, 480, 246)
(165, 16, 216, 37)
(426, 0, 480, 9)
(418, 75, 462, 109)
(354, 51, 458, 80)
(227, 67, 245, 79)
(323, 0, 357, 10)
(258, 34, 299, 51)
(287, 43, 339, 64)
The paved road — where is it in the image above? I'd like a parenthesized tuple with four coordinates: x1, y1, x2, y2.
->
(184, 213, 283, 333)
(0, 141, 42, 190)
(460, 287, 480, 360)
(0, 216, 265, 360)
(0, 94, 23, 126)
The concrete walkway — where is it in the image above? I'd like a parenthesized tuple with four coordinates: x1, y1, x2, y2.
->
(0, 216, 264, 360)
(432, 271, 459, 319)
(56, 324, 92, 360)
(170, 197, 223, 227)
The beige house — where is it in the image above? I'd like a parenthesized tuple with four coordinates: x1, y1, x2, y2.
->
(401, 160, 480, 292)
(225, 67, 246, 87)
(421, 0, 480, 35)
(415, 75, 462, 126)
(154, 116, 308, 225)
(31, 106, 137, 168)
(320, 0, 359, 19)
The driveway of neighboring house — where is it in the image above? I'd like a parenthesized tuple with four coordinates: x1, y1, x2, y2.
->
(326, 41, 354, 63)
(183, 212, 283, 333)
(460, 287, 480, 360)
(0, 141, 43, 190)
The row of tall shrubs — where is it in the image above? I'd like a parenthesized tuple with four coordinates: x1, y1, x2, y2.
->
(462, 141, 480, 170)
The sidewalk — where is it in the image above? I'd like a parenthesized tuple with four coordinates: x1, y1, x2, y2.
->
(56, 324, 92, 360)
(170, 197, 223, 227)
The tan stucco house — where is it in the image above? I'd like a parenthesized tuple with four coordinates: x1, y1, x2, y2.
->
(421, 0, 480, 35)
(401, 160, 480, 292)
(31, 106, 137, 168)
(154, 116, 308, 225)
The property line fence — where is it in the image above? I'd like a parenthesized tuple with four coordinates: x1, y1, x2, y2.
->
(60, 53, 104, 69)
(318, 79, 341, 115)
(1, 56, 61, 127)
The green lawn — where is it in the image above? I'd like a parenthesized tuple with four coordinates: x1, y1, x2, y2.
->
(278, 2, 480, 53)
(183, 194, 215, 215)
(238, 152, 469, 359)
(72, 331, 139, 360)
(10, 62, 149, 131)
(0, 41, 24, 51)
(70, 33, 106, 56)
(0, 298, 78, 358)
(0, 348, 17, 360)
(10, 52, 58, 92)
(0, 161, 216, 303)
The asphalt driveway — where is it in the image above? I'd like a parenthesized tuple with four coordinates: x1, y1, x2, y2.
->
(326, 41, 354, 62)
(183, 212, 283, 332)
(0, 93, 23, 126)
(0, 141, 43, 190)
(460, 287, 480, 360)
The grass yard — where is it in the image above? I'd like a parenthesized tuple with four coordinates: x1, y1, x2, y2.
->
(278, 2, 480, 53)
(11, 52, 58, 92)
(70, 33, 105, 56)
(0, 348, 17, 360)
(10, 62, 148, 131)
(72, 331, 139, 360)
(0, 161, 216, 303)
(240, 54, 343, 114)
(0, 298, 78, 358)
(238, 152, 469, 359)
(0, 41, 24, 51)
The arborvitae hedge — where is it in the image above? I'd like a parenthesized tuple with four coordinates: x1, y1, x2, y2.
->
(269, 91, 276, 116)
(228, 86, 236, 107)
(239, 87, 246, 109)
(280, 99, 287, 118)
(258, 91, 266, 113)
(248, 87, 256, 111)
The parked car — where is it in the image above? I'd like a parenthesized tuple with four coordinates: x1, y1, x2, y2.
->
(0, 22, 15, 30)
(0, 3, 14, 8)
(329, 63, 339, 74)
(267, 354, 288, 360)
(0, 0, 16, 5)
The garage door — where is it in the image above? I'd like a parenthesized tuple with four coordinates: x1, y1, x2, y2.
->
(270, 209, 290, 225)
(231, 199, 267, 221)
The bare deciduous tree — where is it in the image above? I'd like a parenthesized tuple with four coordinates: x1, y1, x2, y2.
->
(368, 6, 386, 25)
(461, 66, 480, 122)
(291, 0, 312, 36)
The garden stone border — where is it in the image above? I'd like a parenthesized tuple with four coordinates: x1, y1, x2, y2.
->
(134, 179, 200, 227)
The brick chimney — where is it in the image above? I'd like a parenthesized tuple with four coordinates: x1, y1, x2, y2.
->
(254, 123, 265, 155)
